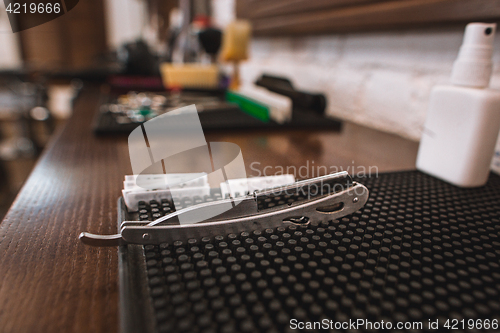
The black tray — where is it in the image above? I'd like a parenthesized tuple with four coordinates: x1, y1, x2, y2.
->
(119, 171, 500, 333)
(93, 92, 342, 135)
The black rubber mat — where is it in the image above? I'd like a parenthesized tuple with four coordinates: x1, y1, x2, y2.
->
(119, 171, 500, 333)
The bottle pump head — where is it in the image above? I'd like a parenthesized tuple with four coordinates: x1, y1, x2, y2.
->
(451, 23, 496, 88)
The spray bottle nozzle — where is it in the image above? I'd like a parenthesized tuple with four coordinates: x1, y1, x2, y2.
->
(451, 23, 496, 88)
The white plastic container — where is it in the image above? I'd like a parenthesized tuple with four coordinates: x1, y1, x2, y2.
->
(416, 23, 500, 187)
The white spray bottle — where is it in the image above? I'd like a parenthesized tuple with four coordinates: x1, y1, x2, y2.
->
(417, 23, 500, 187)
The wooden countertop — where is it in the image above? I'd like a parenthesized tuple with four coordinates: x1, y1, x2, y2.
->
(0, 86, 419, 333)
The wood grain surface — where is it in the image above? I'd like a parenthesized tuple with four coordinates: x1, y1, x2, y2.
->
(0, 86, 418, 333)
(237, 0, 500, 35)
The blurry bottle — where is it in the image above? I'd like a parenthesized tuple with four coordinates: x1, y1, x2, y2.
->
(171, 0, 192, 63)
(417, 23, 500, 187)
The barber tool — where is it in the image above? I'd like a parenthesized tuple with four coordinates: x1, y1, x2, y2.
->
(255, 74, 327, 115)
(79, 172, 368, 246)
(198, 28, 222, 63)
(220, 20, 251, 90)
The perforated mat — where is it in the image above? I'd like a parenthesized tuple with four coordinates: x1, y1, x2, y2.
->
(119, 171, 500, 333)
